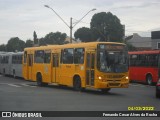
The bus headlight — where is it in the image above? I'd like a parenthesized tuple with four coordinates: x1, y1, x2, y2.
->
(98, 76, 102, 80)
(125, 76, 129, 80)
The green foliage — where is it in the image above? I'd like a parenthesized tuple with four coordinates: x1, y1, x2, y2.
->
(0, 31, 67, 52)
(39, 38, 46, 46)
(25, 39, 33, 48)
(90, 12, 124, 42)
(74, 27, 93, 42)
(74, 12, 124, 42)
(0, 44, 6, 51)
(44, 32, 67, 45)
(0, 11, 125, 51)
(6, 37, 25, 52)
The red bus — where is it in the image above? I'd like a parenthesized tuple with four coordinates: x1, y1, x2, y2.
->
(129, 50, 160, 85)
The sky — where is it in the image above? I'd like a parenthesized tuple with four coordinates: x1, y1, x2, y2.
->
(0, 0, 160, 44)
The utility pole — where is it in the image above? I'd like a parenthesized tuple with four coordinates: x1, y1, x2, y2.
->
(44, 5, 96, 43)
(70, 17, 73, 43)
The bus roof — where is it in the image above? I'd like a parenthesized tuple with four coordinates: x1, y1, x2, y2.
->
(24, 42, 126, 51)
(129, 50, 160, 55)
(0, 52, 23, 56)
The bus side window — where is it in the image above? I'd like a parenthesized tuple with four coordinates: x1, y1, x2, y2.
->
(74, 48, 84, 64)
(139, 54, 146, 66)
(44, 50, 51, 63)
(148, 54, 158, 67)
(4, 56, 9, 64)
(63, 48, 74, 64)
(34, 50, 44, 63)
(130, 54, 138, 66)
(24, 51, 27, 63)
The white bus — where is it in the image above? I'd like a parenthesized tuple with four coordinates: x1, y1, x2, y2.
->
(0, 52, 23, 78)
(0, 52, 12, 75)
(0, 52, 6, 74)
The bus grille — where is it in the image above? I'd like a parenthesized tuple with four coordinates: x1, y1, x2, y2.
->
(107, 80, 121, 82)
(105, 75, 125, 79)
(109, 83, 120, 86)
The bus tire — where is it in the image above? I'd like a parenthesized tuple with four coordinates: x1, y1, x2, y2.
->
(156, 91, 160, 98)
(3, 69, 6, 76)
(73, 76, 82, 91)
(101, 88, 111, 93)
(146, 74, 153, 85)
(13, 70, 16, 78)
(36, 73, 47, 87)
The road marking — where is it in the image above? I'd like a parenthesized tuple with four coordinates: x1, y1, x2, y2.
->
(0, 83, 37, 88)
(8, 84, 21, 87)
(21, 84, 37, 87)
(130, 83, 155, 88)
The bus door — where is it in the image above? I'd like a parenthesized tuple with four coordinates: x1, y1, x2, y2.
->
(52, 53, 59, 83)
(86, 52, 95, 87)
(27, 54, 33, 80)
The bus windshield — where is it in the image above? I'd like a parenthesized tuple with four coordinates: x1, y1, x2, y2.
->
(97, 44, 128, 73)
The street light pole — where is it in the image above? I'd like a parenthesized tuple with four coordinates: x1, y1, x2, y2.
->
(70, 17, 73, 43)
(44, 5, 70, 28)
(44, 5, 96, 43)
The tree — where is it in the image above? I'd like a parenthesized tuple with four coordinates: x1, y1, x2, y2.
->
(0, 44, 6, 51)
(6, 37, 25, 52)
(74, 27, 93, 42)
(39, 37, 46, 46)
(44, 32, 67, 45)
(33, 31, 38, 45)
(25, 39, 33, 48)
(90, 12, 124, 42)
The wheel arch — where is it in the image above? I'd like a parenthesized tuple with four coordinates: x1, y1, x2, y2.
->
(145, 72, 153, 80)
(73, 74, 81, 86)
(36, 72, 42, 80)
(145, 72, 153, 85)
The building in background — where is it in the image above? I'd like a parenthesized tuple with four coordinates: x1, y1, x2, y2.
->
(125, 33, 152, 50)
(151, 31, 160, 49)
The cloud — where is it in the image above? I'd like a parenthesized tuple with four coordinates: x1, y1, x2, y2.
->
(0, 0, 160, 44)
(111, 0, 160, 10)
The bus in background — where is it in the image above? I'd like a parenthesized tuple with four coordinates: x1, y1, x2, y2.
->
(129, 50, 160, 85)
(0, 52, 13, 76)
(0, 52, 23, 78)
(23, 42, 129, 92)
(0, 52, 6, 74)
(11, 52, 23, 78)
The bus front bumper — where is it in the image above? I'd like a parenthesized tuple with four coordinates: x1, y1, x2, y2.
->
(95, 80, 129, 89)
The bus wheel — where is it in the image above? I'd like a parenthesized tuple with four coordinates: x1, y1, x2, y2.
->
(37, 74, 47, 87)
(37, 74, 43, 86)
(156, 91, 160, 98)
(13, 70, 16, 78)
(3, 69, 5, 76)
(73, 77, 81, 91)
(101, 88, 111, 93)
(146, 75, 153, 85)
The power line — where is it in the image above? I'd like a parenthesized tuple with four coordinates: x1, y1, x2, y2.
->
(72, 18, 90, 25)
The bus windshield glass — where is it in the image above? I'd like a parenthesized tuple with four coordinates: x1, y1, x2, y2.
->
(97, 44, 128, 73)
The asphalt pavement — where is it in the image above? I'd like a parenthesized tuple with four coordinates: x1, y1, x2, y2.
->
(0, 75, 159, 120)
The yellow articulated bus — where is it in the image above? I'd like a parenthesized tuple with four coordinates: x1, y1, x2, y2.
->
(23, 42, 129, 92)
